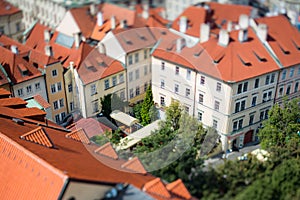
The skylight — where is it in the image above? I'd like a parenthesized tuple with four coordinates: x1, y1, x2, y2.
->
(55, 33, 75, 48)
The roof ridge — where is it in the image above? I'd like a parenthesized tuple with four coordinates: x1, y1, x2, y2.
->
(65, 128, 90, 144)
(121, 157, 147, 174)
(94, 142, 118, 160)
(20, 126, 54, 148)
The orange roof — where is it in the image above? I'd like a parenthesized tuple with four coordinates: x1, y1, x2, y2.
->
(121, 157, 147, 174)
(65, 128, 91, 144)
(0, 66, 10, 86)
(0, 35, 31, 53)
(0, 97, 27, 107)
(171, 2, 252, 37)
(20, 126, 54, 148)
(0, 88, 10, 97)
(94, 142, 118, 160)
(153, 28, 280, 82)
(255, 15, 300, 68)
(33, 94, 51, 109)
(166, 179, 192, 199)
(143, 178, 171, 199)
(77, 50, 124, 85)
(0, 0, 20, 16)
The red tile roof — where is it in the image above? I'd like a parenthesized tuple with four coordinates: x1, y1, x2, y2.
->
(167, 179, 192, 199)
(153, 28, 280, 82)
(171, 2, 252, 37)
(94, 142, 118, 160)
(143, 178, 171, 199)
(0, 66, 10, 86)
(65, 128, 91, 145)
(69, 117, 111, 138)
(0, 97, 27, 107)
(33, 94, 51, 109)
(0, 35, 31, 53)
(255, 15, 300, 68)
(121, 157, 147, 174)
(20, 126, 54, 148)
(0, 0, 20, 16)
(77, 49, 124, 85)
(0, 87, 10, 97)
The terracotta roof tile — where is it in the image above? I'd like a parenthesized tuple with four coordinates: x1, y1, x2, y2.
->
(18, 107, 46, 117)
(0, 88, 10, 97)
(0, 0, 20, 16)
(65, 128, 91, 144)
(121, 157, 147, 174)
(255, 15, 300, 68)
(166, 179, 192, 199)
(94, 142, 118, 160)
(143, 178, 171, 199)
(33, 94, 51, 109)
(20, 126, 54, 148)
(0, 97, 27, 107)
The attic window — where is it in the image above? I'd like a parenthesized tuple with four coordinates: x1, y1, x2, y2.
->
(122, 36, 132, 45)
(277, 43, 290, 54)
(194, 49, 204, 57)
(18, 64, 28, 76)
(166, 43, 174, 51)
(253, 51, 267, 62)
(238, 54, 252, 66)
(213, 52, 224, 64)
(94, 142, 118, 160)
(136, 32, 146, 41)
(66, 128, 90, 144)
(292, 40, 300, 50)
(20, 127, 54, 148)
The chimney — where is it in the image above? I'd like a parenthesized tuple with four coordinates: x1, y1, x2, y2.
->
(98, 43, 106, 55)
(200, 23, 210, 43)
(97, 12, 103, 26)
(257, 23, 268, 43)
(239, 14, 249, 30)
(90, 4, 97, 16)
(45, 45, 53, 56)
(142, 4, 149, 19)
(176, 38, 185, 53)
(44, 29, 51, 42)
(111, 16, 116, 30)
(218, 29, 229, 47)
(74, 33, 81, 49)
(10, 45, 18, 54)
(69, 61, 74, 72)
(179, 16, 187, 33)
(227, 21, 232, 32)
(120, 20, 127, 29)
(238, 29, 248, 42)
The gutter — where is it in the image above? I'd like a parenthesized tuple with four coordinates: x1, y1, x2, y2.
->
(57, 178, 70, 200)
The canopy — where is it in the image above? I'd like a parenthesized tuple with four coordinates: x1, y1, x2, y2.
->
(110, 110, 139, 127)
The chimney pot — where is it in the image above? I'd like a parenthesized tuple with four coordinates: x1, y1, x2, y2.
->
(218, 29, 229, 47)
(45, 45, 53, 56)
(200, 23, 210, 43)
(179, 16, 188, 33)
(239, 14, 249, 30)
(257, 23, 268, 43)
(238, 29, 248, 42)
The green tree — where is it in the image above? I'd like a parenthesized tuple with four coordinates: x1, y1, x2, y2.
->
(140, 86, 154, 125)
(90, 129, 122, 146)
(100, 94, 112, 119)
(133, 102, 142, 121)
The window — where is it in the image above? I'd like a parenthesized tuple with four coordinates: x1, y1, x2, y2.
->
(112, 76, 117, 86)
(251, 96, 257, 107)
(185, 88, 190, 97)
(265, 109, 269, 119)
(214, 100, 220, 111)
(175, 84, 179, 93)
(185, 106, 189, 113)
(57, 82, 62, 91)
(213, 119, 218, 129)
(70, 102, 74, 111)
(175, 66, 179, 75)
(16, 22, 21, 32)
(61, 112, 66, 121)
(51, 84, 56, 93)
(200, 76, 205, 85)
(136, 86, 140, 96)
(120, 91, 125, 100)
(279, 87, 284, 96)
(135, 69, 139, 80)
(233, 119, 243, 131)
(237, 84, 243, 94)
(270, 73, 275, 83)
(197, 112, 203, 121)
(298, 66, 300, 75)
(186, 69, 191, 80)
(290, 68, 294, 77)
(129, 89, 134, 99)
(53, 101, 58, 110)
(216, 82, 222, 92)
(144, 83, 148, 92)
(262, 91, 272, 102)
(281, 70, 286, 80)
(119, 74, 124, 83)
(135, 53, 139, 63)
(161, 62, 165, 70)
(52, 69, 57, 77)
(68, 84, 72, 92)
(128, 55, 133, 65)
(55, 114, 60, 123)
(265, 75, 270, 85)
(93, 101, 99, 113)
(144, 65, 148, 75)
(235, 100, 246, 113)
(160, 79, 165, 88)
(254, 78, 259, 89)
(91, 84, 96, 95)
(17, 88, 23, 96)
(35, 82, 40, 90)
(104, 80, 109, 90)
(237, 82, 248, 94)
(160, 96, 165, 106)
(249, 115, 254, 125)
(286, 85, 291, 95)
(144, 49, 148, 59)
(0, 26, 4, 34)
(295, 82, 299, 93)
(59, 99, 64, 107)
(26, 85, 32, 94)
(243, 82, 248, 92)
(199, 93, 204, 104)
(129, 72, 133, 82)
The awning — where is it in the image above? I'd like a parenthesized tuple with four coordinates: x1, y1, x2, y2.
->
(110, 110, 139, 127)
